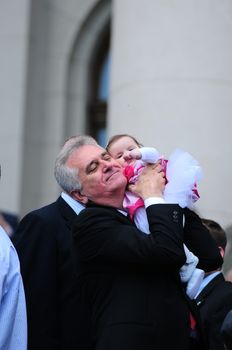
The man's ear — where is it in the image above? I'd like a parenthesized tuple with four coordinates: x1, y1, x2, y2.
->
(71, 190, 88, 205)
(218, 246, 225, 258)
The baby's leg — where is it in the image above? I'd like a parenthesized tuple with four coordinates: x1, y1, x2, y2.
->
(179, 244, 199, 282)
(186, 268, 205, 299)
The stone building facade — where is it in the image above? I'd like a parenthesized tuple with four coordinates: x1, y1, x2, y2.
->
(1, 1, 232, 265)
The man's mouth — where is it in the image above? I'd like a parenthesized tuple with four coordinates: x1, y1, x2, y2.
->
(106, 169, 120, 181)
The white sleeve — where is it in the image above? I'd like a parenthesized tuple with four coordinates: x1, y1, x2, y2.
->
(144, 197, 166, 207)
(0, 227, 10, 302)
(139, 147, 160, 164)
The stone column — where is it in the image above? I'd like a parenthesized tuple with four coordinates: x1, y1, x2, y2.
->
(0, 0, 31, 214)
(109, 0, 232, 226)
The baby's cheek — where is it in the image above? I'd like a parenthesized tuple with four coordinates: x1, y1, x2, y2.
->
(117, 158, 127, 166)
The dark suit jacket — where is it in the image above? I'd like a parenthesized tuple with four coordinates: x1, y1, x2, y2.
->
(72, 204, 222, 350)
(12, 196, 92, 350)
(221, 309, 232, 349)
(195, 273, 232, 350)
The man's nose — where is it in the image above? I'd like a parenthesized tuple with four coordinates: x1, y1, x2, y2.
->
(101, 160, 113, 172)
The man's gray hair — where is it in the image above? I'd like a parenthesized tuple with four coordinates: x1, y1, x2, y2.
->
(54, 135, 98, 193)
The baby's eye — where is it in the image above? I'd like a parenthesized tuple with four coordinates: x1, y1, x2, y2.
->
(116, 153, 123, 159)
(128, 147, 136, 151)
(103, 153, 111, 161)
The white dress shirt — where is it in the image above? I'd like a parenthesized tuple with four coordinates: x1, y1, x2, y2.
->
(0, 226, 27, 350)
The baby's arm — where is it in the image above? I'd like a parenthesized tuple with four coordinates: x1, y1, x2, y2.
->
(124, 147, 160, 164)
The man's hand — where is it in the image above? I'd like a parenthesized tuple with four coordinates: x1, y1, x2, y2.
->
(128, 162, 165, 200)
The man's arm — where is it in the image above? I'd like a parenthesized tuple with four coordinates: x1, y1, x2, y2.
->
(73, 203, 186, 271)
(183, 208, 223, 271)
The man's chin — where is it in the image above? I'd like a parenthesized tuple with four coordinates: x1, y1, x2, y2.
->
(112, 175, 127, 189)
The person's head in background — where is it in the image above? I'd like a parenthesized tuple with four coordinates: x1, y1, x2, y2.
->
(201, 218, 227, 261)
(106, 134, 143, 167)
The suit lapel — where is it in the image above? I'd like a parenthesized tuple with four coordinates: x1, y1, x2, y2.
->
(57, 196, 78, 229)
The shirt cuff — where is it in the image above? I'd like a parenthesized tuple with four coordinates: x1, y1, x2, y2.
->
(144, 197, 166, 208)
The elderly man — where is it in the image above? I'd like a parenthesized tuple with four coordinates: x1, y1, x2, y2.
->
(54, 135, 222, 350)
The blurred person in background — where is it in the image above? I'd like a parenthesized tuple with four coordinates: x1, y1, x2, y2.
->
(0, 165, 27, 349)
(195, 218, 232, 350)
(221, 309, 232, 350)
(225, 268, 232, 282)
(0, 210, 19, 237)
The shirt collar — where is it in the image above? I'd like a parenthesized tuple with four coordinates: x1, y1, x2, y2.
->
(61, 192, 85, 215)
(62, 192, 129, 218)
(194, 271, 221, 298)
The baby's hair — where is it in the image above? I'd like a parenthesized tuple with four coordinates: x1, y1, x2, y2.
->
(106, 134, 143, 151)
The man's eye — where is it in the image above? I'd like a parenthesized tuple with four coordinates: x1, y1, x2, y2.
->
(89, 163, 97, 172)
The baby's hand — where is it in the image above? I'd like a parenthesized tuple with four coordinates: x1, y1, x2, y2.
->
(123, 149, 142, 161)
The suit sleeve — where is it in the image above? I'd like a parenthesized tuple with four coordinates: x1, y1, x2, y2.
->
(73, 204, 186, 271)
(183, 208, 223, 271)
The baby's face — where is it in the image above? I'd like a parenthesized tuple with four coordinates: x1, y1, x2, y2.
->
(108, 136, 139, 166)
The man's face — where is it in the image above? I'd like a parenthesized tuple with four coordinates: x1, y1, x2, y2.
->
(67, 144, 127, 205)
